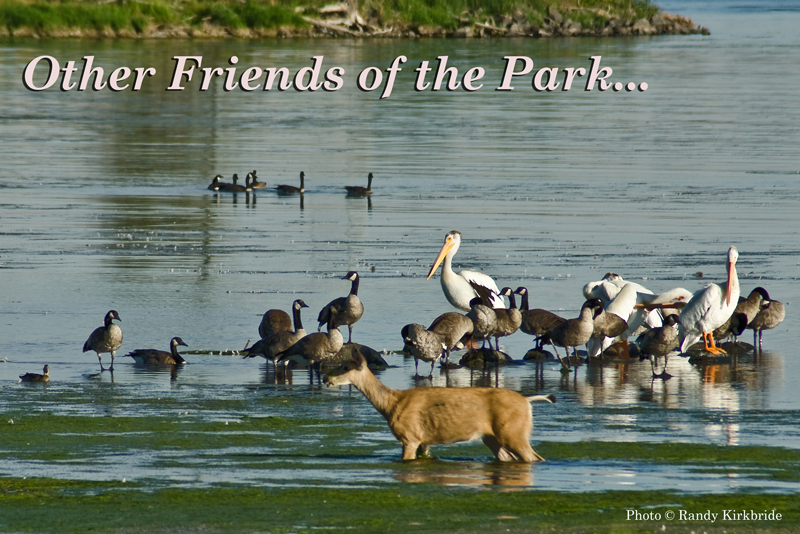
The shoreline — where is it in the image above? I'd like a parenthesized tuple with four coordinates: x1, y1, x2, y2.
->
(1, 1, 709, 40)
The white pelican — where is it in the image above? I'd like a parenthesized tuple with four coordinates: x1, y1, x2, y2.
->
(679, 247, 740, 355)
(426, 231, 503, 311)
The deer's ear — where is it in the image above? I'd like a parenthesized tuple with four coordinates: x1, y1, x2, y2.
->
(352, 350, 366, 369)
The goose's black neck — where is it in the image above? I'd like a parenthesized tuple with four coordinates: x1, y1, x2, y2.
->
(350, 275, 360, 296)
(293, 304, 304, 331)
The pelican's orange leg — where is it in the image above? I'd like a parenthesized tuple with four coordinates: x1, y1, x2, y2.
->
(704, 332, 726, 355)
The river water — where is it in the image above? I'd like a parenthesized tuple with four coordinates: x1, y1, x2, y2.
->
(0, 0, 798, 493)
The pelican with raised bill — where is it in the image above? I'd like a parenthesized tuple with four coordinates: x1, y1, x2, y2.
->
(679, 246, 740, 355)
(426, 230, 503, 311)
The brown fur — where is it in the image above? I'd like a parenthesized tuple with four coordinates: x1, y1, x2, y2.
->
(324, 353, 554, 462)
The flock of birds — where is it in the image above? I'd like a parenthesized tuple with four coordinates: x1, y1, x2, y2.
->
(18, 221, 786, 384)
(207, 169, 374, 196)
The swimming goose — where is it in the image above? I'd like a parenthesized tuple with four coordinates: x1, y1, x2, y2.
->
(126, 337, 188, 365)
(20, 365, 50, 383)
(248, 170, 267, 189)
(345, 173, 373, 196)
(426, 231, 504, 311)
(402, 323, 445, 377)
(679, 247, 740, 355)
(317, 271, 364, 344)
(276, 171, 305, 194)
(83, 310, 123, 371)
(244, 299, 309, 371)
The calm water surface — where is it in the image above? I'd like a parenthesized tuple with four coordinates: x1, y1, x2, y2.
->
(1, 0, 798, 493)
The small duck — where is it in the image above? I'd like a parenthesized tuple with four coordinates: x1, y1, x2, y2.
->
(20, 365, 50, 383)
(126, 337, 188, 365)
(345, 173, 373, 196)
(276, 171, 305, 194)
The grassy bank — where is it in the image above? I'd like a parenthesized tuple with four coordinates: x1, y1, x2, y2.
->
(0, 0, 708, 39)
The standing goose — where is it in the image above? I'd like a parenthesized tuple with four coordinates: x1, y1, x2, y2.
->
(426, 231, 504, 312)
(126, 337, 188, 365)
(541, 299, 603, 371)
(492, 287, 522, 350)
(248, 170, 267, 189)
(83, 310, 123, 371)
(712, 287, 770, 343)
(317, 271, 364, 344)
(259, 307, 293, 340)
(466, 297, 498, 350)
(428, 311, 474, 364)
(402, 323, 445, 377)
(276, 171, 305, 194)
(244, 299, 309, 371)
(637, 315, 681, 379)
(586, 284, 637, 359)
(276, 317, 344, 382)
(679, 247, 740, 355)
(747, 297, 785, 349)
(514, 287, 565, 350)
(345, 173, 373, 196)
(20, 365, 50, 383)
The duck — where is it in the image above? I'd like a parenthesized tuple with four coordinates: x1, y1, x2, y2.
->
(276, 171, 305, 194)
(19, 365, 50, 383)
(83, 310, 123, 371)
(244, 299, 309, 371)
(248, 170, 267, 189)
(317, 271, 364, 344)
(402, 323, 445, 377)
(345, 173, 373, 196)
(126, 337, 188, 365)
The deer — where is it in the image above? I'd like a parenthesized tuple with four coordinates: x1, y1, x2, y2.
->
(324, 352, 555, 462)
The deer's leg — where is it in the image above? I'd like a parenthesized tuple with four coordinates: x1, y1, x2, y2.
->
(482, 435, 515, 462)
(401, 442, 420, 461)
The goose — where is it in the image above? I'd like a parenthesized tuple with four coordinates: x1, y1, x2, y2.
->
(426, 230, 504, 311)
(679, 247, 740, 355)
(345, 173, 373, 196)
(83, 310, 123, 371)
(636, 315, 680, 379)
(541, 299, 603, 371)
(276, 171, 305, 194)
(208, 174, 226, 191)
(276, 317, 343, 382)
(748, 297, 785, 349)
(248, 170, 266, 189)
(126, 337, 188, 365)
(427, 311, 473, 364)
(402, 323, 445, 377)
(20, 365, 50, 383)
(492, 287, 522, 350)
(514, 287, 565, 350)
(259, 307, 293, 340)
(244, 299, 309, 371)
(466, 297, 498, 350)
(317, 271, 364, 344)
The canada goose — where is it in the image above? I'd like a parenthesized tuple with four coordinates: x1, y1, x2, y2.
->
(713, 287, 770, 343)
(83, 310, 123, 371)
(317, 271, 364, 344)
(276, 171, 305, 194)
(20, 365, 50, 383)
(244, 299, 309, 371)
(492, 287, 522, 350)
(636, 315, 680, 379)
(428, 311, 473, 364)
(679, 247, 740, 355)
(208, 174, 225, 191)
(345, 173, 373, 196)
(586, 286, 633, 359)
(259, 307, 293, 339)
(514, 287, 565, 350)
(248, 170, 266, 189)
(466, 297, 498, 350)
(276, 317, 344, 382)
(748, 297, 785, 349)
(541, 299, 603, 371)
(126, 337, 188, 365)
(402, 323, 445, 377)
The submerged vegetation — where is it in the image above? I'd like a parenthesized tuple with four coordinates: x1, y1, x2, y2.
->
(0, 0, 708, 38)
